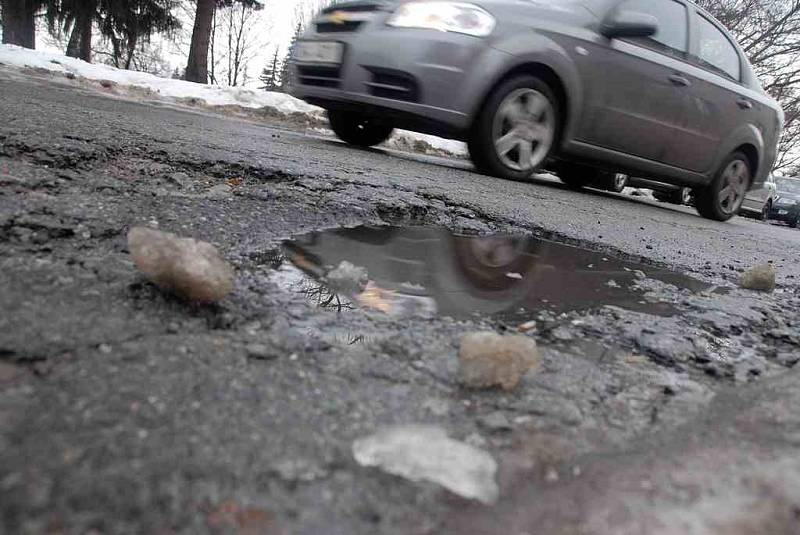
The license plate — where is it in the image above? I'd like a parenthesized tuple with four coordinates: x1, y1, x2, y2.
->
(294, 41, 343, 64)
(778, 210, 789, 215)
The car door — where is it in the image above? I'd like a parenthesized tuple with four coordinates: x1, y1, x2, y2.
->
(662, 9, 751, 174)
(578, 0, 693, 164)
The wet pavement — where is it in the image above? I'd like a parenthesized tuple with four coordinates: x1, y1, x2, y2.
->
(2, 72, 800, 534)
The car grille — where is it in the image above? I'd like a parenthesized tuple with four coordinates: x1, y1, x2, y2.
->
(316, 20, 364, 33)
(315, 1, 386, 33)
(364, 68, 419, 102)
(320, 1, 385, 13)
(298, 65, 341, 88)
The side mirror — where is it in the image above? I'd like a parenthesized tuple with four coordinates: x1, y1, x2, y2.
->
(601, 10, 658, 39)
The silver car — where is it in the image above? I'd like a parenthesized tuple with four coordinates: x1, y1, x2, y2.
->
(740, 174, 777, 220)
(290, 0, 783, 222)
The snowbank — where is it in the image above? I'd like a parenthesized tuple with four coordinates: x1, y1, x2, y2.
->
(0, 44, 317, 114)
(0, 44, 467, 157)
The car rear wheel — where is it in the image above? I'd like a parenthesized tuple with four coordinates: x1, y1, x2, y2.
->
(327, 110, 394, 147)
(695, 152, 751, 221)
(468, 75, 559, 181)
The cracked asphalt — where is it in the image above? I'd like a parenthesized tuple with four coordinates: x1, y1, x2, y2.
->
(2, 71, 800, 534)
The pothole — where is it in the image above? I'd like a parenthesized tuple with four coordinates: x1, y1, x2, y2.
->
(268, 225, 709, 322)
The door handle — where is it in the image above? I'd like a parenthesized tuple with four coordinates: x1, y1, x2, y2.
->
(737, 99, 753, 110)
(668, 74, 691, 87)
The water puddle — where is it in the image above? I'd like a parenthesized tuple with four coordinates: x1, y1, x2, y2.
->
(269, 226, 707, 322)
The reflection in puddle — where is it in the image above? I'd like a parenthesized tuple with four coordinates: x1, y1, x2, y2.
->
(271, 226, 707, 322)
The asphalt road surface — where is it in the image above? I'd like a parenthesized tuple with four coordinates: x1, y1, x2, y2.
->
(2, 71, 800, 534)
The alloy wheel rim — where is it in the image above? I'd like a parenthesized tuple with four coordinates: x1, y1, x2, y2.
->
(718, 160, 749, 215)
(492, 88, 555, 172)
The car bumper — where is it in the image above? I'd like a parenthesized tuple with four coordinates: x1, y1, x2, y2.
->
(769, 205, 800, 222)
(288, 25, 510, 138)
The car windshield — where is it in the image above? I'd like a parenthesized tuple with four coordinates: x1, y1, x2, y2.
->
(777, 178, 800, 194)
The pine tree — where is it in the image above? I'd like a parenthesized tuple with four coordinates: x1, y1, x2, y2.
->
(279, 21, 303, 92)
(43, 0, 179, 64)
(259, 48, 281, 91)
(1, 0, 42, 49)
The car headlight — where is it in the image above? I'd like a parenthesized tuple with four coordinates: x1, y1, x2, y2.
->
(387, 2, 496, 37)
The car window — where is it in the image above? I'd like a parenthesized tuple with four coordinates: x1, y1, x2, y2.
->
(695, 15, 741, 80)
(621, 0, 688, 57)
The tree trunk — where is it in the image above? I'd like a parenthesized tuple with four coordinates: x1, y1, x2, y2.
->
(1, 0, 37, 49)
(66, 10, 92, 62)
(185, 0, 215, 84)
(124, 33, 137, 70)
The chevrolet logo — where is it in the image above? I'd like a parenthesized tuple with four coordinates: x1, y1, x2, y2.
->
(327, 11, 351, 25)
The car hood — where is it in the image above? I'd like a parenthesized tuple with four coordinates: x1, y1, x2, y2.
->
(331, 0, 598, 24)
(775, 191, 800, 203)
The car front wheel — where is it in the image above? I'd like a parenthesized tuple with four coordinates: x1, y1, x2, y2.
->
(468, 75, 559, 181)
(695, 152, 751, 221)
(327, 110, 394, 147)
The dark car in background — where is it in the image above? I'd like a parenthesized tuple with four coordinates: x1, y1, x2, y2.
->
(290, 0, 783, 222)
(769, 176, 800, 227)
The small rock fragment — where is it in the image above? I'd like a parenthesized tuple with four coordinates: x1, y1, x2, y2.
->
(0, 362, 23, 383)
(167, 172, 191, 189)
(551, 326, 576, 342)
(246, 343, 277, 361)
(477, 411, 513, 432)
(739, 263, 776, 292)
(459, 331, 540, 391)
(325, 261, 368, 295)
(206, 184, 233, 199)
(127, 226, 234, 302)
(517, 320, 537, 333)
(353, 425, 498, 505)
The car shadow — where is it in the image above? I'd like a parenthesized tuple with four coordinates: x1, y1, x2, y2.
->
(316, 138, 697, 216)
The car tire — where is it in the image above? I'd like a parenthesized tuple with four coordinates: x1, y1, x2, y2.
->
(327, 110, 394, 147)
(468, 75, 559, 181)
(791, 215, 799, 229)
(695, 151, 752, 221)
(600, 172, 628, 193)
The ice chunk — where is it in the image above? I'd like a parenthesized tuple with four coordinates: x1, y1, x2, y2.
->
(353, 425, 499, 505)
